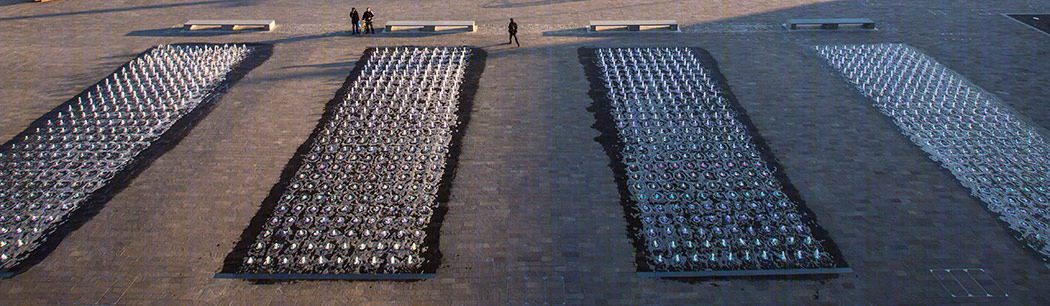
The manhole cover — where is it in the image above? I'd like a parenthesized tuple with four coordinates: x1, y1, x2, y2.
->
(1005, 14, 1050, 36)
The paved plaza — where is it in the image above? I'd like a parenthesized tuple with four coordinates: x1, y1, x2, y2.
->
(1, 0, 1050, 304)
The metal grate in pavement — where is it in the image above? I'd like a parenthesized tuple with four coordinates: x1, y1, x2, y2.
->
(929, 268, 1008, 298)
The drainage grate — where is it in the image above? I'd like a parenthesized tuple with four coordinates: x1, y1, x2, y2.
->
(1004, 14, 1050, 36)
(929, 268, 1008, 298)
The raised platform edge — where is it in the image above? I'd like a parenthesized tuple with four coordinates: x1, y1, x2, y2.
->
(214, 273, 436, 280)
(637, 267, 854, 278)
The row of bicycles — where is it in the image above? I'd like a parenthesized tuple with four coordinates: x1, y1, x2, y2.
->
(0, 44, 257, 269)
(817, 43, 1050, 259)
(597, 47, 836, 271)
(240, 47, 473, 274)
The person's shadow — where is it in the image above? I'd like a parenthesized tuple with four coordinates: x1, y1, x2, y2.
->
(0, 0, 29, 7)
(0, 0, 226, 22)
(477, 42, 511, 49)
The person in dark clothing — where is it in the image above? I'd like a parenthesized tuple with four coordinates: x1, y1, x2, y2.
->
(350, 8, 360, 35)
(508, 18, 519, 47)
(362, 8, 375, 34)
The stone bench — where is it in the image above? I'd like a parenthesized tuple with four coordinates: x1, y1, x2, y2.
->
(786, 18, 875, 30)
(384, 21, 476, 32)
(589, 20, 679, 32)
(183, 20, 277, 32)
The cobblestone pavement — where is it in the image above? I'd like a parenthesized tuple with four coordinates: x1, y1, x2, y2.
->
(1, 0, 1049, 304)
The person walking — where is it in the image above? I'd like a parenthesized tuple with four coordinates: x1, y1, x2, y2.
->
(363, 8, 375, 34)
(350, 8, 361, 35)
(508, 18, 519, 47)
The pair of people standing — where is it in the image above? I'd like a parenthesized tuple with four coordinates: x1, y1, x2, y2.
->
(349, 7, 375, 35)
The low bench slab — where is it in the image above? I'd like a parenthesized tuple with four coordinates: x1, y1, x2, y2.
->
(787, 18, 875, 30)
(184, 20, 277, 31)
(589, 20, 679, 32)
(384, 21, 476, 32)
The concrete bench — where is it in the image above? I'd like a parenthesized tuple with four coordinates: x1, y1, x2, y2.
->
(589, 20, 679, 32)
(384, 21, 476, 32)
(183, 20, 277, 32)
(786, 18, 875, 30)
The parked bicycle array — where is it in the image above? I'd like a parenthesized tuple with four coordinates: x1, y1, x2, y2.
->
(596, 47, 835, 271)
(240, 47, 472, 274)
(0, 44, 257, 269)
(817, 43, 1050, 259)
